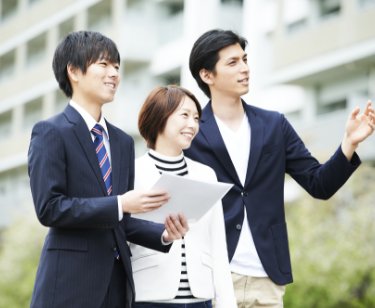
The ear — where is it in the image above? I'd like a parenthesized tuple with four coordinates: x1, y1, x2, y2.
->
(67, 64, 79, 83)
(199, 69, 214, 86)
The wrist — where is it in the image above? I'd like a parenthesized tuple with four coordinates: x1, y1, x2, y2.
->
(342, 133, 358, 161)
(120, 194, 128, 213)
(343, 133, 358, 151)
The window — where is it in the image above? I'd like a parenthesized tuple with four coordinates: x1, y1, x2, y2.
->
(1, 0, 18, 22)
(157, 68, 181, 86)
(29, 0, 43, 5)
(317, 99, 347, 115)
(23, 97, 42, 130)
(319, 0, 341, 18)
(0, 110, 12, 141)
(26, 32, 46, 67)
(0, 49, 16, 83)
(88, 0, 111, 31)
(287, 19, 308, 34)
(221, 0, 243, 3)
(58, 17, 74, 41)
(359, 0, 375, 7)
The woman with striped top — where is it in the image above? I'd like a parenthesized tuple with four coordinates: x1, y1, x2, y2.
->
(129, 86, 237, 308)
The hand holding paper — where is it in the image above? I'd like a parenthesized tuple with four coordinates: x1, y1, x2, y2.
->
(132, 173, 233, 224)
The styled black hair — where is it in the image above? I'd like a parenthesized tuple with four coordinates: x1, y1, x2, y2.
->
(189, 29, 247, 98)
(52, 31, 120, 98)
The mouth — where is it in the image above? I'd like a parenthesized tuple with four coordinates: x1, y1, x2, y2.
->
(181, 132, 194, 140)
(238, 77, 249, 85)
(104, 82, 116, 90)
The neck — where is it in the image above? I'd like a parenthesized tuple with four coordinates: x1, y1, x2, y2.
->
(210, 93, 244, 122)
(154, 140, 183, 157)
(71, 93, 102, 122)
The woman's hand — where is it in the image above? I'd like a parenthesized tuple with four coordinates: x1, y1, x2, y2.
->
(162, 213, 189, 242)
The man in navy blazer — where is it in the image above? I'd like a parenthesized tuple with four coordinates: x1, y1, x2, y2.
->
(184, 30, 375, 307)
(28, 31, 188, 308)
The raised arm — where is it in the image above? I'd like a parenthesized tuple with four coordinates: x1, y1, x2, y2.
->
(283, 112, 362, 200)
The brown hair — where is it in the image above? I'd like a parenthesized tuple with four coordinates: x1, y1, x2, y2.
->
(138, 85, 202, 150)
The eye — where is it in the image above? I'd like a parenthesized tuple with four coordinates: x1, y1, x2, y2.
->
(100, 62, 107, 66)
(229, 61, 236, 65)
(115, 66, 120, 70)
(181, 113, 188, 117)
(244, 58, 248, 63)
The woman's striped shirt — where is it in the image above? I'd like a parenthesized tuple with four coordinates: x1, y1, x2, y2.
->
(148, 149, 207, 303)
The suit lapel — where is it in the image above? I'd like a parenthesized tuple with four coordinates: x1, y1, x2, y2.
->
(199, 102, 241, 187)
(64, 104, 108, 196)
(107, 123, 121, 195)
(244, 103, 264, 190)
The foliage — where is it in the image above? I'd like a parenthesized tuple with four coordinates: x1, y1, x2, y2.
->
(0, 211, 47, 308)
(0, 165, 374, 307)
(284, 163, 375, 308)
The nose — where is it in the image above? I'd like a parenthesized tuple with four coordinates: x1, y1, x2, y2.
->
(187, 116, 198, 131)
(108, 65, 120, 79)
(240, 60, 249, 74)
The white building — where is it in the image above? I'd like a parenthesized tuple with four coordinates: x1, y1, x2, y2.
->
(0, 0, 374, 226)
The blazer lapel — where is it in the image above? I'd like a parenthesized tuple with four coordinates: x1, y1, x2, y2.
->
(106, 123, 121, 195)
(64, 104, 108, 196)
(199, 102, 241, 187)
(243, 103, 264, 190)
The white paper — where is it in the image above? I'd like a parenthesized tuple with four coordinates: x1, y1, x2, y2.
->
(131, 173, 233, 224)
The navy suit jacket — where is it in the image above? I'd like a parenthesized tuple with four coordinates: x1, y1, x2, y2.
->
(184, 100, 361, 285)
(28, 104, 170, 308)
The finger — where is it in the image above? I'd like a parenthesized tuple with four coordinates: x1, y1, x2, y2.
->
(143, 194, 170, 205)
(144, 189, 169, 197)
(178, 213, 189, 232)
(142, 205, 163, 213)
(143, 201, 165, 210)
(170, 214, 186, 237)
(167, 216, 180, 238)
(369, 122, 375, 131)
(370, 112, 375, 124)
(363, 100, 371, 116)
(164, 223, 172, 240)
(349, 107, 360, 120)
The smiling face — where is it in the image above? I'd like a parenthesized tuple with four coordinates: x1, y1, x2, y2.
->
(155, 96, 200, 156)
(69, 57, 121, 107)
(208, 43, 249, 99)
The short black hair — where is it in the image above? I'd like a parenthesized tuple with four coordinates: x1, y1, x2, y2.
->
(189, 29, 247, 98)
(53, 31, 120, 98)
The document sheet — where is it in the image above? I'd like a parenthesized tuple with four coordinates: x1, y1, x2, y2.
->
(132, 173, 233, 224)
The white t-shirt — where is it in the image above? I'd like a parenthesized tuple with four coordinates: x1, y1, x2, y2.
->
(214, 113, 268, 277)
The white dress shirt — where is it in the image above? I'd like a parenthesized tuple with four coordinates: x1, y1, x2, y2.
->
(69, 100, 123, 221)
(215, 113, 268, 277)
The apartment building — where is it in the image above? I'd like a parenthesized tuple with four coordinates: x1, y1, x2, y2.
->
(243, 0, 375, 162)
(1, 0, 373, 226)
(0, 0, 243, 227)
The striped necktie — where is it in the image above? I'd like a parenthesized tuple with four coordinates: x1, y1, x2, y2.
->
(91, 124, 113, 196)
(91, 124, 119, 260)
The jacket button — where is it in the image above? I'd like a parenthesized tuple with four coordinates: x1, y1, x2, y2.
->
(111, 245, 117, 252)
(236, 224, 242, 230)
(243, 191, 248, 196)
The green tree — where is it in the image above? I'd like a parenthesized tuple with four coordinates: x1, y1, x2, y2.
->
(0, 211, 47, 308)
(284, 163, 375, 308)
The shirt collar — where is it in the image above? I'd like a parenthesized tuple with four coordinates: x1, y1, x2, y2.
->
(70, 100, 109, 140)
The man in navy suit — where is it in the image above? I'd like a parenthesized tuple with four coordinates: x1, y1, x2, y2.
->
(28, 31, 188, 308)
(184, 29, 375, 307)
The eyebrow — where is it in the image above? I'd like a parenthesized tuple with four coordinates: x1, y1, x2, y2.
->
(181, 108, 198, 114)
(227, 54, 248, 61)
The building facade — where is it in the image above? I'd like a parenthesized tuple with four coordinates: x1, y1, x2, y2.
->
(0, 0, 374, 227)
